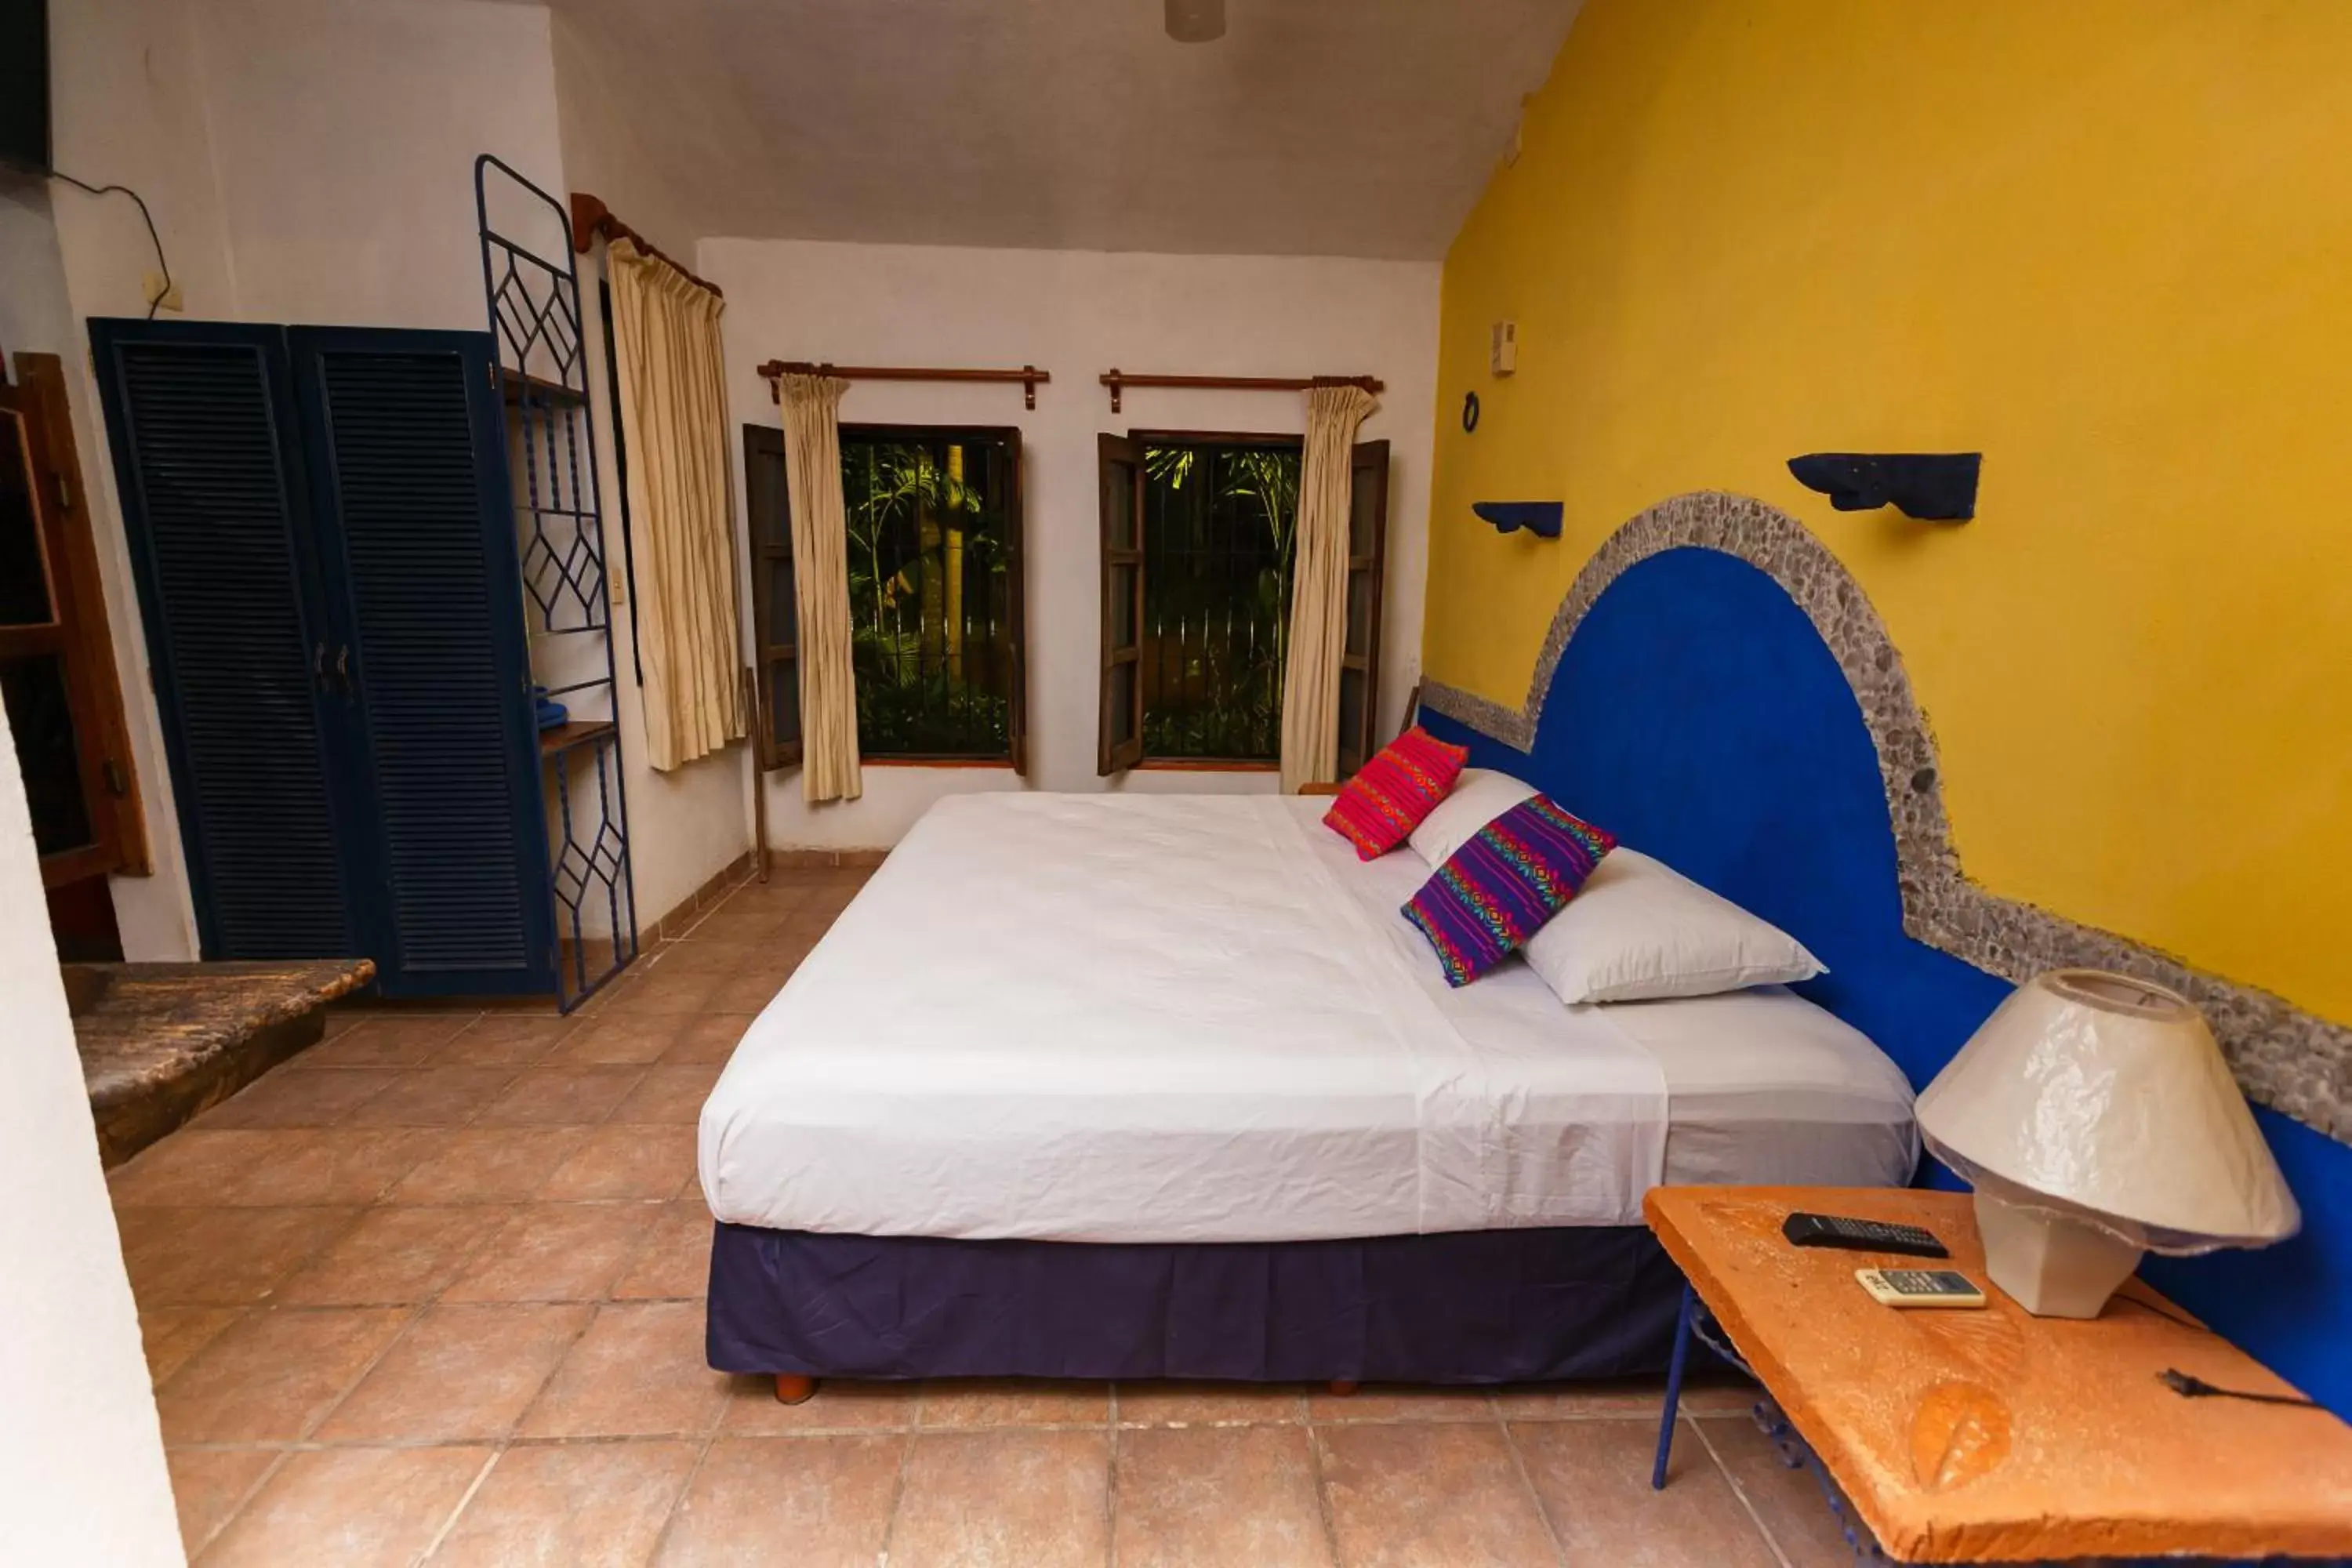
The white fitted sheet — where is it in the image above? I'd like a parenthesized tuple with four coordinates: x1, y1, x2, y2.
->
(700, 794, 1915, 1243)
(1312, 801, 1919, 1192)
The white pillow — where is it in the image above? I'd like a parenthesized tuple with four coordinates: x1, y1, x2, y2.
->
(1409, 768, 1537, 866)
(1523, 848, 1826, 1004)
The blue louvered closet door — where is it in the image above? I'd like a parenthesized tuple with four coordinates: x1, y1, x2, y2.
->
(89, 321, 362, 960)
(93, 320, 556, 997)
(288, 327, 554, 997)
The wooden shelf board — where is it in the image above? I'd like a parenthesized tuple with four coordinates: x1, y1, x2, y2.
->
(538, 719, 615, 757)
(500, 371, 587, 409)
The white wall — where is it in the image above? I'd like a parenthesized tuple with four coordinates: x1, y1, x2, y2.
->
(0, 176, 82, 358)
(50, 0, 568, 331)
(0, 703, 185, 1566)
(184, 0, 568, 331)
(35, 0, 751, 948)
(37, 0, 231, 957)
(554, 30, 756, 924)
(702, 239, 1443, 848)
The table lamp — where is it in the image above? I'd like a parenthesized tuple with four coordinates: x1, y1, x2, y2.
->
(1915, 969, 2299, 1318)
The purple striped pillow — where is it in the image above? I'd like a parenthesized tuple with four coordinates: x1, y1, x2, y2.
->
(1403, 795, 1617, 986)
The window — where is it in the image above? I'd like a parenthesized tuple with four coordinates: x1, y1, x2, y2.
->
(1098, 430, 1388, 775)
(744, 423, 1026, 768)
(0, 351, 146, 887)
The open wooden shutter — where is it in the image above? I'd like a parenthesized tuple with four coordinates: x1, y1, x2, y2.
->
(0, 351, 146, 887)
(1002, 430, 1029, 775)
(1334, 438, 1391, 777)
(289, 326, 553, 996)
(742, 424, 801, 769)
(1097, 433, 1145, 774)
(89, 319, 357, 960)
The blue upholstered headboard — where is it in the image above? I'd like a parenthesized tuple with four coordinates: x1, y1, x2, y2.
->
(1417, 531, 2352, 1421)
(1421, 546, 2012, 1090)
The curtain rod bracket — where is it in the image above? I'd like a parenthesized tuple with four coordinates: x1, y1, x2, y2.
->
(568, 191, 723, 298)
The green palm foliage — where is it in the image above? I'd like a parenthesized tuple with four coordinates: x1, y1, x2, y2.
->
(841, 437, 1012, 756)
(1141, 442, 1303, 760)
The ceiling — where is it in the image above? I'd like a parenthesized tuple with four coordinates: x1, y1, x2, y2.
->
(545, 0, 1582, 259)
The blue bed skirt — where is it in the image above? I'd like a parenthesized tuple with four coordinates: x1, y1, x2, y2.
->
(706, 1221, 1685, 1384)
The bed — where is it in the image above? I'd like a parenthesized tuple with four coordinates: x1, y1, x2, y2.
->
(699, 792, 1916, 1384)
(699, 529, 2016, 1388)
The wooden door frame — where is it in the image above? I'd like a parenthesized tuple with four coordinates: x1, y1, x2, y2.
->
(0, 348, 148, 887)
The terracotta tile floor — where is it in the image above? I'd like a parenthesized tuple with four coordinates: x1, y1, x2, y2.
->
(109, 866, 1848, 1565)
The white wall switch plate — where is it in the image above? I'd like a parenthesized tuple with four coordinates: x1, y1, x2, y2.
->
(1490, 320, 1517, 376)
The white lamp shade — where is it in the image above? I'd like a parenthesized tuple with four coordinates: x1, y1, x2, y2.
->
(1917, 970, 2299, 1252)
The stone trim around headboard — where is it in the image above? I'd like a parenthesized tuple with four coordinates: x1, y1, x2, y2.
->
(1420, 490, 2351, 1145)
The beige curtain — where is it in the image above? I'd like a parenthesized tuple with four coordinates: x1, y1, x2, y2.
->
(607, 238, 746, 771)
(1278, 383, 1377, 793)
(776, 372, 862, 804)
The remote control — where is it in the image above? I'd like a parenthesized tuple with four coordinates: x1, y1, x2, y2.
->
(1855, 1268, 1986, 1308)
(1781, 1211, 1950, 1258)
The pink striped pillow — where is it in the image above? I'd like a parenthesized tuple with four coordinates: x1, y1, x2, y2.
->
(1322, 728, 1470, 860)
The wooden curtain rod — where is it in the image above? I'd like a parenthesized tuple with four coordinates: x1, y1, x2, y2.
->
(757, 360, 1052, 411)
(568, 191, 724, 298)
(1098, 370, 1384, 415)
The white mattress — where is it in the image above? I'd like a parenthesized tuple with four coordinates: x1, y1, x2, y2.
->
(700, 794, 1917, 1243)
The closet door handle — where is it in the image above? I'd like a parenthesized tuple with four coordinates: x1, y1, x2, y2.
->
(334, 645, 354, 698)
(314, 642, 330, 691)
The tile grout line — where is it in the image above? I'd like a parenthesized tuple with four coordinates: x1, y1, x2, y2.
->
(1301, 1419, 1348, 1566)
(165, 1408, 1693, 1452)
(667, 887, 750, 941)
(183, 1293, 435, 1555)
(875, 1386, 925, 1566)
(1494, 1410, 1571, 1567)
(184, 1126, 612, 1554)
(182, 1445, 293, 1561)
(463, 1282, 607, 1487)
(413, 1446, 501, 1565)
(641, 1425, 723, 1565)
(1104, 1385, 1121, 1568)
(1687, 1414, 1798, 1568)
(141, 932, 779, 1557)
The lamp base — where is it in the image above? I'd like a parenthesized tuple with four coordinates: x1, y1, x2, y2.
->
(1973, 1190, 2143, 1318)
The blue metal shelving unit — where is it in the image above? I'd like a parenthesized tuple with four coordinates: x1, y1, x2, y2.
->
(474, 153, 638, 1011)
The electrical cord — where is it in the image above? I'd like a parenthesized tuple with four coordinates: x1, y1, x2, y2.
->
(2113, 1293, 2205, 1333)
(2158, 1369, 2322, 1409)
(49, 170, 172, 319)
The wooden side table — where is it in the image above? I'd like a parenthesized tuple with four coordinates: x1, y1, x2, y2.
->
(1643, 1185, 2352, 1564)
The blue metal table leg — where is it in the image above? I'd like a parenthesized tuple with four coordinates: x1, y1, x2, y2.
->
(1653, 1282, 1697, 1490)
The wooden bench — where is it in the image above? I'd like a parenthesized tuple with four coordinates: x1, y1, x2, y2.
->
(70, 959, 375, 1166)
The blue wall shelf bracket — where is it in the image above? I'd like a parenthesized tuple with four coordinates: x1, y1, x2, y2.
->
(1788, 452, 1980, 522)
(475, 153, 639, 1013)
(1472, 500, 1565, 539)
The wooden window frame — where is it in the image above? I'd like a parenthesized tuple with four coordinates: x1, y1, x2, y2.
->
(741, 424, 800, 771)
(1096, 433, 1145, 773)
(0, 350, 147, 885)
(1098, 428, 1387, 778)
(745, 420, 1029, 771)
(1336, 437, 1392, 779)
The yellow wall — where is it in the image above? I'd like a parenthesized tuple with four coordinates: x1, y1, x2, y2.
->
(1425, 0, 2352, 1023)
